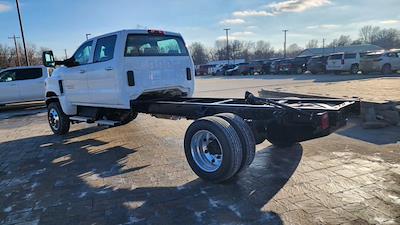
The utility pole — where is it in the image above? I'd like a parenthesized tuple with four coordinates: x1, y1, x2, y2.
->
(8, 35, 21, 66)
(224, 28, 231, 65)
(86, 33, 91, 40)
(322, 38, 326, 56)
(15, 0, 29, 66)
(64, 49, 68, 59)
(282, 29, 288, 58)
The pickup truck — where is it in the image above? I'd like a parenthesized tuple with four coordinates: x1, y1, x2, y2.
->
(0, 66, 49, 106)
(43, 29, 359, 183)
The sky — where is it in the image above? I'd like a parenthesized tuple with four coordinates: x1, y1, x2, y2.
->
(0, 0, 399, 57)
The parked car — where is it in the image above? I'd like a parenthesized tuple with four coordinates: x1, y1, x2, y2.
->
(270, 59, 283, 74)
(196, 64, 212, 76)
(226, 63, 254, 76)
(307, 55, 329, 74)
(326, 52, 361, 74)
(248, 60, 265, 74)
(279, 56, 311, 74)
(360, 49, 400, 74)
(0, 66, 49, 106)
(278, 58, 294, 74)
(215, 64, 236, 76)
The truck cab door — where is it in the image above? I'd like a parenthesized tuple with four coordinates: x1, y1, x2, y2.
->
(0, 69, 20, 104)
(62, 41, 93, 104)
(16, 68, 46, 101)
(86, 35, 121, 106)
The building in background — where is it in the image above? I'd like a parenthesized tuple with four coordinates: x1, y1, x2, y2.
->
(298, 44, 383, 57)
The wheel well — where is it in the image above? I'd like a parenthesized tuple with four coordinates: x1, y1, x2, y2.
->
(45, 92, 59, 105)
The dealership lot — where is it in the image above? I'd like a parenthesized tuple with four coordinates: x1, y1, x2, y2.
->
(0, 75, 399, 225)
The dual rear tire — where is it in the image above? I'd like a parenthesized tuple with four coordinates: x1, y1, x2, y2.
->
(184, 114, 256, 183)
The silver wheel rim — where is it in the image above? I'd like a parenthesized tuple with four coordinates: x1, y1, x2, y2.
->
(190, 130, 223, 172)
(48, 108, 60, 131)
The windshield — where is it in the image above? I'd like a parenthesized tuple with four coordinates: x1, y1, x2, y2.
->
(125, 34, 189, 57)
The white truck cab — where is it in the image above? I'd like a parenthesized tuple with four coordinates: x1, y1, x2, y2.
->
(44, 29, 195, 134)
(0, 66, 49, 106)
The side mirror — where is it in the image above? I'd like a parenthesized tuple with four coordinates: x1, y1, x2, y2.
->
(42, 51, 55, 67)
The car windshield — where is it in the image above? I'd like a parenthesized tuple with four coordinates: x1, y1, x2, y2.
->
(125, 34, 189, 57)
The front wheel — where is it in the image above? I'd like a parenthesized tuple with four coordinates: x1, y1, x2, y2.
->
(47, 102, 70, 135)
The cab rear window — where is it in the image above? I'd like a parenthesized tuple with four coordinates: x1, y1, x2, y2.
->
(125, 34, 189, 57)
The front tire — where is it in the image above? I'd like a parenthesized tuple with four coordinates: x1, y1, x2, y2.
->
(47, 102, 70, 135)
(184, 116, 243, 183)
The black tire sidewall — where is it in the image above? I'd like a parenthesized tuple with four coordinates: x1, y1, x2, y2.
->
(216, 113, 256, 171)
(48, 102, 70, 135)
(184, 117, 242, 182)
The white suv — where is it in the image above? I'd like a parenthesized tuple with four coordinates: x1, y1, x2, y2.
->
(360, 50, 400, 74)
(43, 29, 195, 134)
(326, 52, 361, 74)
(0, 66, 49, 106)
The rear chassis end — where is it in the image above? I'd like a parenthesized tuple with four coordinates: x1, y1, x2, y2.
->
(132, 92, 360, 144)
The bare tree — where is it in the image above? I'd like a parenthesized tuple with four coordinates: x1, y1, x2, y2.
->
(359, 25, 380, 44)
(286, 43, 303, 57)
(188, 42, 209, 65)
(254, 41, 275, 59)
(305, 39, 319, 49)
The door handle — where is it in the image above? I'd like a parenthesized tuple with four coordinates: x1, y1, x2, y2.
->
(80, 70, 86, 74)
(105, 67, 113, 71)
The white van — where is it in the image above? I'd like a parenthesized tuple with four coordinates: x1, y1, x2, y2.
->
(0, 66, 49, 106)
(326, 52, 361, 74)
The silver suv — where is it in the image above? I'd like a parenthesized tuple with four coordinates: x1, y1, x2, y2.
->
(360, 49, 400, 74)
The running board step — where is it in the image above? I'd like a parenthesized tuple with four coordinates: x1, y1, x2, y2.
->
(70, 116, 94, 123)
(96, 120, 121, 126)
(69, 116, 121, 126)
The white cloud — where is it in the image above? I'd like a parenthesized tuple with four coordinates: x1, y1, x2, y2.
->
(216, 31, 255, 41)
(232, 0, 331, 18)
(219, 18, 246, 25)
(266, 0, 332, 13)
(307, 24, 340, 29)
(0, 2, 11, 12)
(231, 31, 255, 37)
(233, 10, 275, 17)
(246, 25, 258, 29)
(380, 20, 400, 25)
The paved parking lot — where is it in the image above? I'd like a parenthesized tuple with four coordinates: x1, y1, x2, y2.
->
(0, 75, 399, 225)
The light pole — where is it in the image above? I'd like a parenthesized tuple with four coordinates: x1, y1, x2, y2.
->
(15, 0, 29, 66)
(322, 38, 326, 56)
(8, 34, 21, 66)
(64, 49, 68, 59)
(86, 33, 91, 40)
(282, 29, 288, 58)
(224, 28, 231, 65)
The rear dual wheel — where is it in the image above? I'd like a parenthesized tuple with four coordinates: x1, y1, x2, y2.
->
(184, 114, 256, 183)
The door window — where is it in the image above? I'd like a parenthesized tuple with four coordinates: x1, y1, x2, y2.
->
(94, 35, 117, 63)
(0, 70, 16, 82)
(73, 41, 93, 65)
(15, 68, 43, 81)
